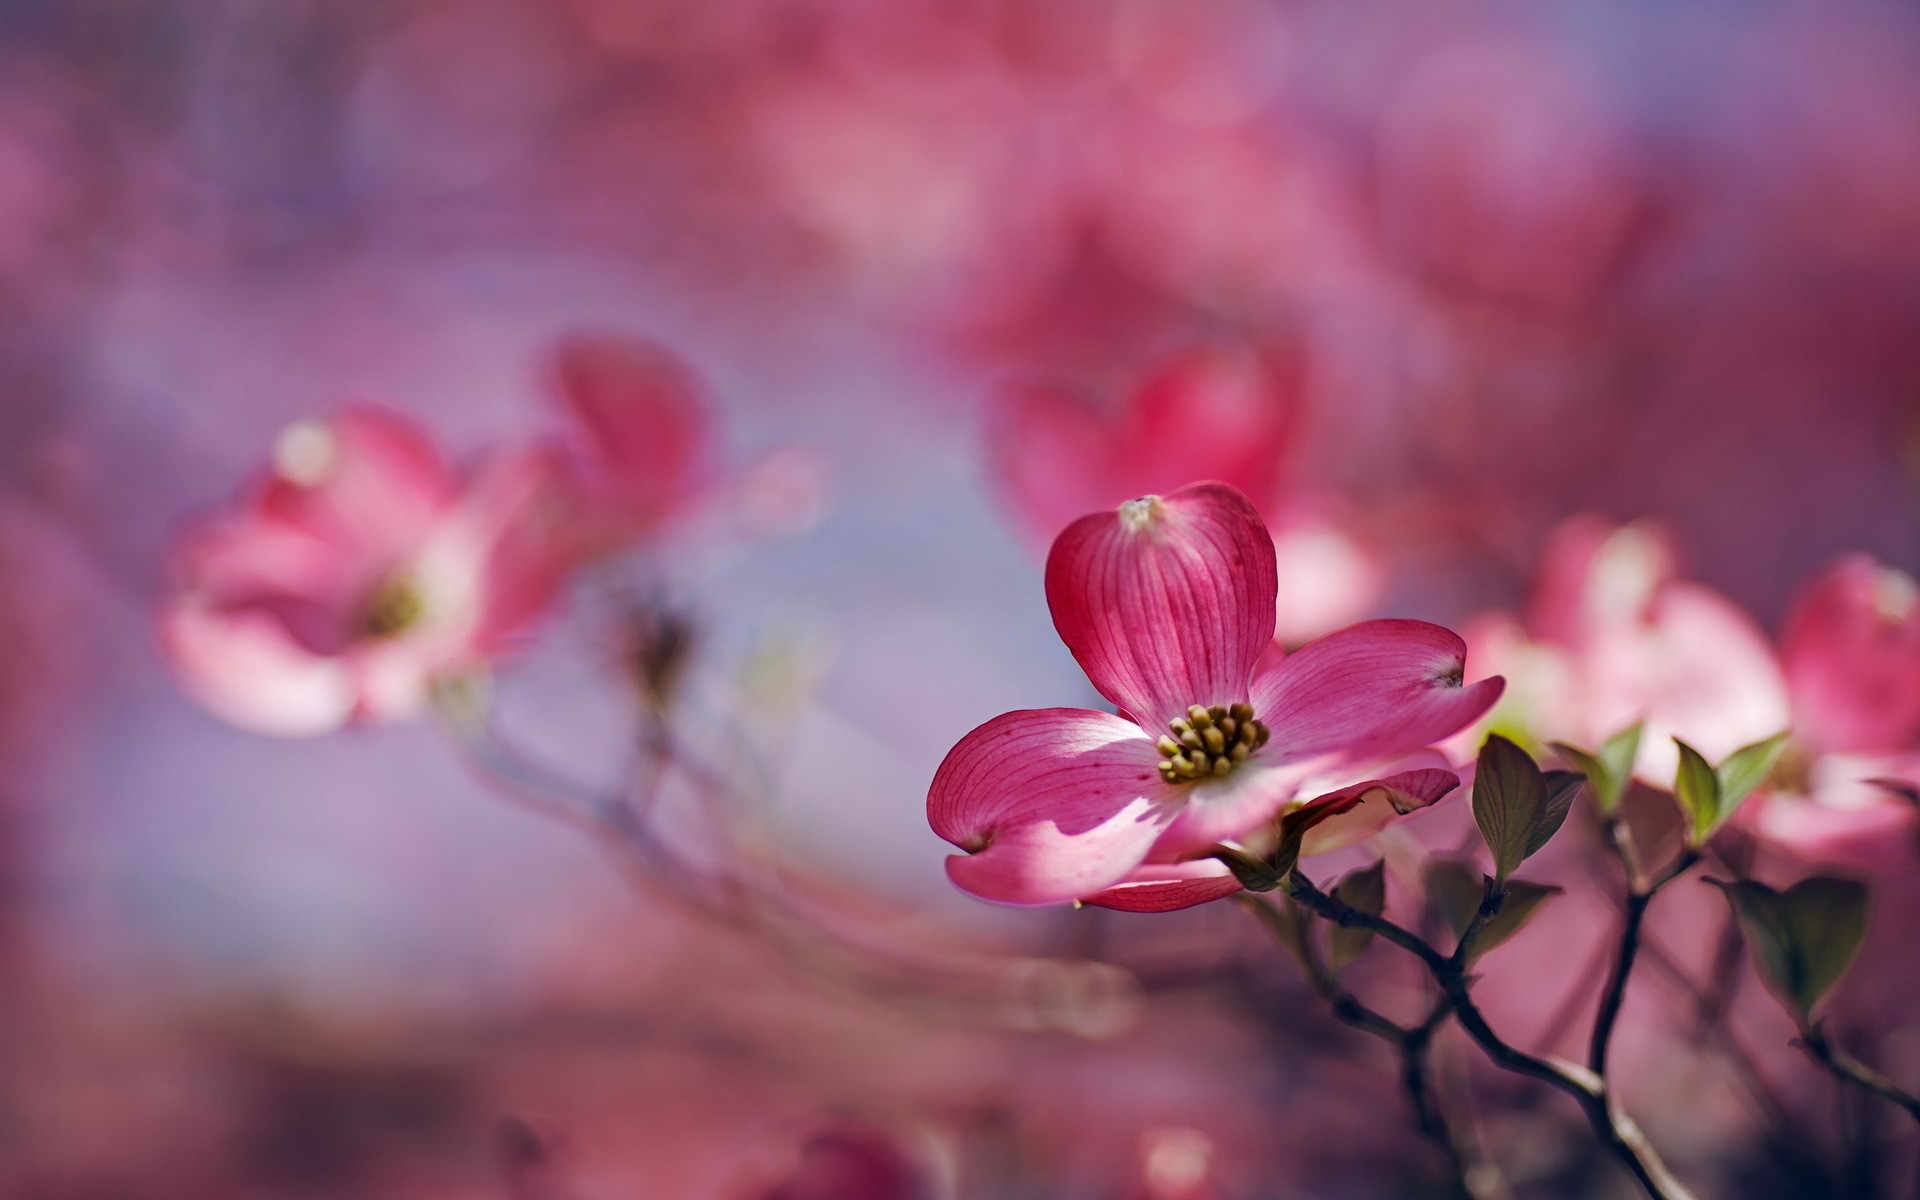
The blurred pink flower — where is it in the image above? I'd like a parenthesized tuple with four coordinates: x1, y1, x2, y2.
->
(1369, 34, 1656, 327)
(549, 332, 714, 546)
(750, 1126, 931, 1200)
(1747, 555, 1920, 868)
(987, 347, 1301, 540)
(1455, 517, 1791, 783)
(160, 408, 573, 736)
(927, 482, 1499, 910)
(986, 346, 1383, 642)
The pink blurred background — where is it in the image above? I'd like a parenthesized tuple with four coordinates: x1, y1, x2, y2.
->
(3, 0, 1918, 1196)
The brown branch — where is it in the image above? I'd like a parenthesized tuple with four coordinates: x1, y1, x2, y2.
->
(1799, 1024, 1920, 1128)
(1282, 873, 1699, 1200)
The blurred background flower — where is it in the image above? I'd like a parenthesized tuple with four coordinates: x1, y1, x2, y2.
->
(3, 0, 1919, 1196)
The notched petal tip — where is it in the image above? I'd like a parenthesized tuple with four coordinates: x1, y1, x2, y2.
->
(1117, 494, 1167, 533)
(1046, 482, 1280, 733)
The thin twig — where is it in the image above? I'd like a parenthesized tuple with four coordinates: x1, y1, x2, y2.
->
(441, 706, 1134, 1031)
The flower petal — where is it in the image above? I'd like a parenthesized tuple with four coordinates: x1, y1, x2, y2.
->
(1525, 517, 1679, 649)
(1748, 785, 1920, 873)
(1782, 556, 1920, 756)
(552, 333, 711, 528)
(158, 603, 357, 736)
(1081, 860, 1243, 913)
(1295, 768, 1462, 857)
(929, 709, 1177, 906)
(1251, 619, 1503, 766)
(1145, 759, 1315, 861)
(986, 382, 1122, 545)
(1580, 582, 1790, 782)
(1046, 481, 1278, 733)
(255, 407, 457, 567)
(414, 444, 578, 653)
(1115, 346, 1300, 512)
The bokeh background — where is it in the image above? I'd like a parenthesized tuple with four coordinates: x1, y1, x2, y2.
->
(2, 0, 1919, 1196)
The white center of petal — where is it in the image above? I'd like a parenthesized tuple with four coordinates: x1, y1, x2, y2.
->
(1157, 702, 1270, 784)
(1591, 523, 1665, 621)
(273, 419, 340, 487)
(1118, 494, 1166, 533)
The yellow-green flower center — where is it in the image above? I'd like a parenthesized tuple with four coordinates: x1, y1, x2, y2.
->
(1157, 703, 1270, 785)
(359, 572, 427, 639)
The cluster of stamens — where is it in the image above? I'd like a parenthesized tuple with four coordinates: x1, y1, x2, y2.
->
(1157, 703, 1269, 785)
(359, 573, 427, 639)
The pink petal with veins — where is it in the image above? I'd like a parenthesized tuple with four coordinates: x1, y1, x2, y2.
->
(1046, 481, 1277, 733)
(1251, 619, 1503, 766)
(1295, 767, 1461, 856)
(1082, 859, 1243, 913)
(1146, 759, 1314, 860)
(929, 708, 1178, 906)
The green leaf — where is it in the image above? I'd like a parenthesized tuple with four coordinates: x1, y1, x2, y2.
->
(1330, 860, 1387, 973)
(1711, 876, 1870, 1019)
(1716, 732, 1792, 813)
(1553, 723, 1644, 814)
(1472, 735, 1574, 881)
(1600, 723, 1644, 807)
(1674, 739, 1722, 844)
(1536, 771, 1584, 856)
(1424, 858, 1483, 941)
(1551, 743, 1613, 811)
(1465, 879, 1563, 965)
(1782, 877, 1870, 1016)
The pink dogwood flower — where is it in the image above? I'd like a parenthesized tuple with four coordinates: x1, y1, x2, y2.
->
(1747, 555, 1920, 869)
(1452, 517, 1791, 783)
(160, 408, 574, 736)
(928, 482, 1501, 911)
(987, 347, 1384, 644)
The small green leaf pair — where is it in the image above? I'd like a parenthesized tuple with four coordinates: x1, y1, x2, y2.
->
(1709, 876, 1869, 1022)
(1472, 734, 1584, 882)
(1674, 732, 1791, 846)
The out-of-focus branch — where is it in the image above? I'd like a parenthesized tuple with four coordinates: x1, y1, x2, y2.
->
(1589, 836, 1702, 1076)
(1236, 896, 1500, 1200)
(1799, 1025, 1920, 1128)
(439, 700, 1141, 1035)
(1282, 872, 1700, 1200)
